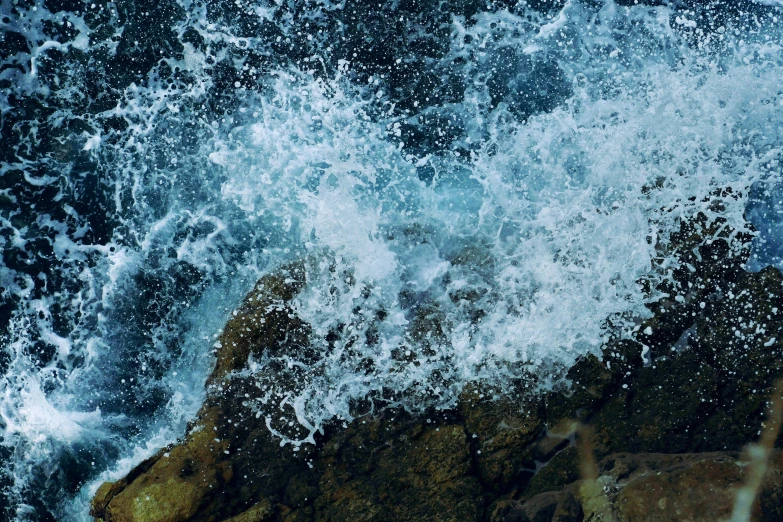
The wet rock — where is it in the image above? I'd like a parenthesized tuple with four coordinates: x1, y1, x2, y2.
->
(223, 501, 273, 522)
(611, 453, 743, 522)
(93, 218, 783, 521)
(459, 387, 544, 493)
(605, 451, 783, 522)
(521, 448, 580, 501)
(312, 413, 483, 522)
(92, 263, 486, 522)
(208, 262, 308, 383)
(91, 266, 313, 522)
(93, 404, 288, 522)
(494, 452, 783, 522)
(490, 485, 583, 522)
(583, 266, 783, 459)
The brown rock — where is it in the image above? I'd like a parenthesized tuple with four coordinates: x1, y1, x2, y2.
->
(614, 456, 741, 521)
(314, 415, 483, 522)
(223, 500, 273, 522)
(458, 386, 543, 491)
(97, 407, 229, 522)
(490, 485, 583, 522)
(208, 262, 307, 384)
(91, 266, 312, 522)
(493, 452, 783, 522)
(92, 223, 783, 522)
(522, 447, 580, 500)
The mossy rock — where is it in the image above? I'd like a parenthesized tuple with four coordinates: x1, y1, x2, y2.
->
(93, 223, 783, 522)
(520, 447, 580, 501)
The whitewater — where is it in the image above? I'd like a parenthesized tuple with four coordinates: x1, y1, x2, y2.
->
(1, 0, 783, 519)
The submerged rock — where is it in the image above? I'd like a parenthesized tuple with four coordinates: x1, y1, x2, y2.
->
(93, 221, 783, 521)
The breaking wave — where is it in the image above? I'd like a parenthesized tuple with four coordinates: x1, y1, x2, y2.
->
(1, 0, 783, 519)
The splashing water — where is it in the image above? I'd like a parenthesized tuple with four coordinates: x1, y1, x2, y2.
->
(1, 0, 783, 519)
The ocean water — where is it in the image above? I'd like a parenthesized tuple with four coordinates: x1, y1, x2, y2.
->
(1, 0, 783, 519)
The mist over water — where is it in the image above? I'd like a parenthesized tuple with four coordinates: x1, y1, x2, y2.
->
(1, 0, 783, 519)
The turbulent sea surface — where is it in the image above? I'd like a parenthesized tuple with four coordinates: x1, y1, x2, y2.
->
(2, 0, 783, 519)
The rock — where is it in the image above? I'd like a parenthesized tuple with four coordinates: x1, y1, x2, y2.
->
(611, 453, 742, 522)
(584, 265, 783, 459)
(459, 386, 544, 493)
(93, 216, 783, 521)
(489, 482, 586, 522)
(521, 448, 580, 501)
(92, 263, 487, 522)
(208, 262, 308, 384)
(92, 266, 314, 522)
(312, 413, 483, 522)
(494, 452, 783, 522)
(223, 501, 273, 522)
(606, 451, 783, 522)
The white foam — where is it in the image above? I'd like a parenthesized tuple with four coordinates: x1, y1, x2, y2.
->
(204, 3, 783, 445)
(1, 379, 101, 445)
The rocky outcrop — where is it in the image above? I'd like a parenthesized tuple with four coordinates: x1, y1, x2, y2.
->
(92, 216, 783, 521)
(494, 451, 783, 522)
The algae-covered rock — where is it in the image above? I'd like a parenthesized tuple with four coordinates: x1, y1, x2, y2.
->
(223, 501, 273, 522)
(92, 265, 312, 522)
(459, 385, 544, 493)
(612, 454, 742, 522)
(312, 413, 483, 522)
(93, 215, 783, 522)
(494, 452, 783, 522)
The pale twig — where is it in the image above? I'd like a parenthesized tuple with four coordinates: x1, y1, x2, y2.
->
(575, 423, 614, 521)
(729, 378, 783, 522)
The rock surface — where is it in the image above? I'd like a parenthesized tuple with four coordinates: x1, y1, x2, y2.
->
(494, 451, 783, 522)
(92, 218, 783, 522)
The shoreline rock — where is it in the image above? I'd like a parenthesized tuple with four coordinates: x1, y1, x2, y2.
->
(93, 221, 783, 521)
